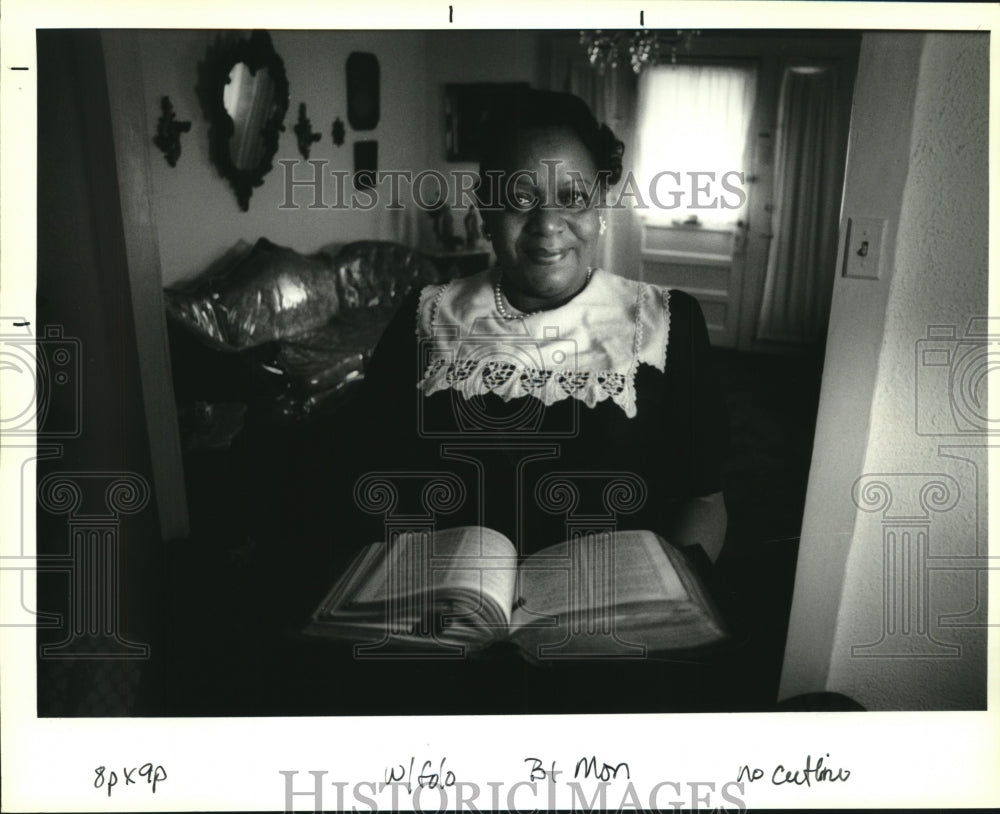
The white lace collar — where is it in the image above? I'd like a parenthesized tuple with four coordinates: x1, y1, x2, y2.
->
(415, 267, 671, 418)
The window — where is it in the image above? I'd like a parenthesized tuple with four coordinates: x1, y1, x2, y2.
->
(634, 64, 757, 227)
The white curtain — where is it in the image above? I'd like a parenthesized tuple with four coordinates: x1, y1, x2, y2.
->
(756, 65, 843, 343)
(635, 64, 756, 226)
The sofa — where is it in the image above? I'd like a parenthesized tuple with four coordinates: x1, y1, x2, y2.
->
(165, 238, 446, 447)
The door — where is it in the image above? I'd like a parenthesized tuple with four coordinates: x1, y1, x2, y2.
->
(640, 222, 747, 347)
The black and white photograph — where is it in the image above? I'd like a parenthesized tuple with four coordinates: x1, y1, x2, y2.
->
(1, 1, 997, 811)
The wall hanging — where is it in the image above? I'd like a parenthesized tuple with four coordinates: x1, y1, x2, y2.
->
(294, 102, 322, 159)
(444, 82, 529, 161)
(196, 30, 290, 211)
(152, 96, 191, 167)
(346, 52, 380, 130)
(353, 140, 377, 190)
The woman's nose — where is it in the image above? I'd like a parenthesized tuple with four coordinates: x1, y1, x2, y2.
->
(527, 207, 565, 235)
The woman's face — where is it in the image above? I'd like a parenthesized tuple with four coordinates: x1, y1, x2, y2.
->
(483, 126, 602, 309)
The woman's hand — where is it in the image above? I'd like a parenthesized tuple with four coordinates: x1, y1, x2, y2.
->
(663, 491, 727, 563)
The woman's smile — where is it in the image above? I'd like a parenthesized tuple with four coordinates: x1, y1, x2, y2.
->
(523, 245, 571, 265)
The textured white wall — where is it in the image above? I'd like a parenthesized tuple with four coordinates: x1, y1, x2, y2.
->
(780, 32, 925, 701)
(825, 32, 989, 709)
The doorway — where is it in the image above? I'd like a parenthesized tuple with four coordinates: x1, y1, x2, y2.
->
(633, 44, 859, 353)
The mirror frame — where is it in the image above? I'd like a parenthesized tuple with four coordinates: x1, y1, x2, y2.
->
(196, 30, 290, 211)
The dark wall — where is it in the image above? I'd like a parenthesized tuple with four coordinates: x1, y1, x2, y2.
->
(36, 30, 165, 715)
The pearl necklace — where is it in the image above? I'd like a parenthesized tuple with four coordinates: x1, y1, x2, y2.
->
(493, 267, 594, 320)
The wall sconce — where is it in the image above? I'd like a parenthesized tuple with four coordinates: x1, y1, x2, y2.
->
(153, 96, 191, 167)
(294, 103, 322, 159)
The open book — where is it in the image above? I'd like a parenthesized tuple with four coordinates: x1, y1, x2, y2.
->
(303, 526, 727, 658)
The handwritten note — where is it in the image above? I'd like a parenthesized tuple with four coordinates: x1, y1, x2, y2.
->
(279, 751, 850, 811)
(383, 758, 456, 794)
(736, 754, 851, 787)
(93, 764, 167, 797)
(525, 756, 631, 782)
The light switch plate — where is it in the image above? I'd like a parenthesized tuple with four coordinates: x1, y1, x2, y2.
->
(843, 217, 885, 280)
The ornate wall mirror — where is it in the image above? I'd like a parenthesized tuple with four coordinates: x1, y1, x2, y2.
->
(196, 31, 289, 211)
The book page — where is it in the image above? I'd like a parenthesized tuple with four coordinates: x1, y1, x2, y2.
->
(350, 526, 519, 626)
(508, 530, 727, 654)
(513, 530, 690, 621)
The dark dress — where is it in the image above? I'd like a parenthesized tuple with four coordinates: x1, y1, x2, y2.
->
(254, 279, 740, 716)
(346, 283, 729, 557)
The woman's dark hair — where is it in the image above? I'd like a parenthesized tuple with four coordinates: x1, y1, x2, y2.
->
(476, 89, 624, 207)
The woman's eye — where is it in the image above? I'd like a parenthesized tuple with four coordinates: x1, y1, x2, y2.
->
(555, 187, 588, 209)
(509, 191, 536, 209)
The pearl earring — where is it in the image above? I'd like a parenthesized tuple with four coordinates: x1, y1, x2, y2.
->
(599, 217, 607, 236)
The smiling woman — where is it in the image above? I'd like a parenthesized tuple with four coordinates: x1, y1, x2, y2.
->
(342, 89, 731, 568)
(481, 125, 602, 311)
(476, 93, 623, 313)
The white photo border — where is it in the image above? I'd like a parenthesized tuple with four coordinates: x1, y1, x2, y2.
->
(1, 1, 997, 811)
